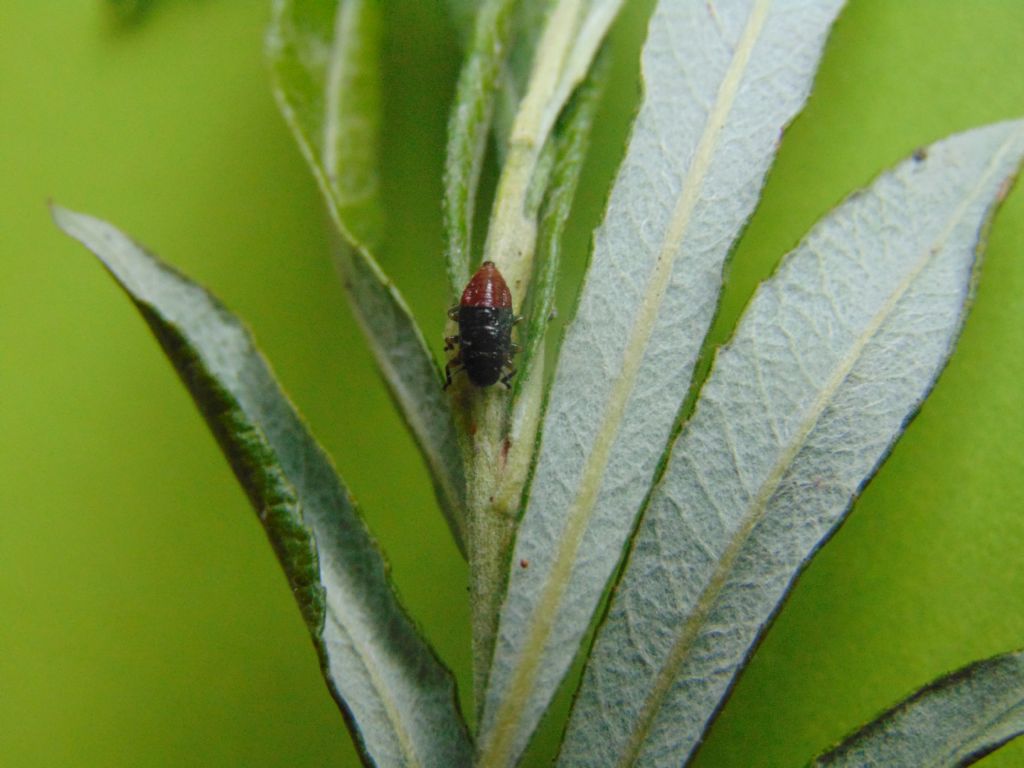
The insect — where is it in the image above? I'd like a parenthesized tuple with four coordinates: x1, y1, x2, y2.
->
(445, 261, 520, 389)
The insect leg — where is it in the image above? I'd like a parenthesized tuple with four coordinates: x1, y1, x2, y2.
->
(444, 335, 460, 351)
(500, 366, 516, 389)
(444, 353, 464, 390)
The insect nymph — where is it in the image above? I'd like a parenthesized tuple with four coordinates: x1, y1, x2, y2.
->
(445, 261, 520, 388)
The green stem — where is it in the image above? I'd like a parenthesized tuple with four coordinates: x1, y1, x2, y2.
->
(467, 0, 585, 714)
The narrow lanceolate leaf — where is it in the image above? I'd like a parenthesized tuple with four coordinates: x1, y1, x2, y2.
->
(517, 0, 623, 153)
(483, 0, 625, 297)
(812, 650, 1024, 767)
(268, 0, 467, 554)
(53, 207, 474, 768)
(444, 0, 517, 299)
(477, 3, 844, 765)
(492, 0, 550, 159)
(560, 120, 1024, 768)
(270, 0, 383, 250)
(510, 49, 609, 413)
(480, 53, 610, 675)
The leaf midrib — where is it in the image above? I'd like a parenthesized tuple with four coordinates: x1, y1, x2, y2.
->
(174, 295, 426, 768)
(616, 132, 1021, 768)
(71, 207, 428, 768)
(478, 4, 772, 765)
(325, 607, 422, 768)
(927, 687, 1024, 768)
(323, 0, 354, 199)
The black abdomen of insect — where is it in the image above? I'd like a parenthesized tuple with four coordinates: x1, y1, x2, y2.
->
(445, 261, 519, 388)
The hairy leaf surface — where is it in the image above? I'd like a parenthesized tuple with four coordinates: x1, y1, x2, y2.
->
(520, 0, 624, 153)
(813, 650, 1024, 767)
(510, 50, 608, 413)
(481, 0, 625, 300)
(492, 0, 549, 158)
(268, 0, 467, 553)
(561, 120, 1024, 768)
(444, 0, 517, 299)
(269, 0, 383, 249)
(477, 3, 843, 765)
(53, 207, 473, 768)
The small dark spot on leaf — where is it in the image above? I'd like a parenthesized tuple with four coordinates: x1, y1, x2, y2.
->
(520, 559, 529, 569)
(913, 147, 927, 163)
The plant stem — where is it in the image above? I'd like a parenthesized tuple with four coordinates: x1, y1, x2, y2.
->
(467, 390, 516, 711)
(467, 0, 584, 713)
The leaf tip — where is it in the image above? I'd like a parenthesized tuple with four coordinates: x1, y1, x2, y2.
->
(49, 200, 73, 230)
(50, 203, 98, 250)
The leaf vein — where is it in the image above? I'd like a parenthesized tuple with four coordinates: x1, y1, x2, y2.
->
(613, 127, 1023, 768)
(478, 3, 774, 763)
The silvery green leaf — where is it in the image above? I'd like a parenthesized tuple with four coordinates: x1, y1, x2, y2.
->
(480, 0, 625, 298)
(524, 0, 624, 150)
(441, 0, 563, 296)
(268, 0, 467, 554)
(52, 207, 473, 768)
(269, 0, 383, 250)
(812, 650, 1024, 767)
(444, 0, 517, 298)
(492, 0, 550, 157)
(560, 119, 1024, 768)
(476, 3, 843, 765)
(443, 0, 546, 160)
(510, 49, 608, 410)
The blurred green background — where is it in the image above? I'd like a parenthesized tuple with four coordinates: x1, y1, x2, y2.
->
(2, 1, 1023, 766)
